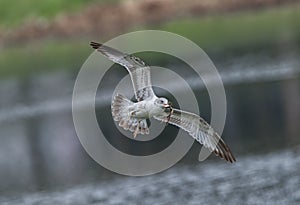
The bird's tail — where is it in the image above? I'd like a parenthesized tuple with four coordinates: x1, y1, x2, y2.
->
(111, 94, 149, 137)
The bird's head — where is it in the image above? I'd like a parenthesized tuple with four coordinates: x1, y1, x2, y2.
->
(154, 97, 171, 109)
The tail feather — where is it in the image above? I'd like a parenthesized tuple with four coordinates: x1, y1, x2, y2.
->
(111, 94, 132, 120)
(111, 94, 149, 137)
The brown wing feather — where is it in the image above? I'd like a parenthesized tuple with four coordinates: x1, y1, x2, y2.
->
(155, 108, 236, 163)
(90, 42, 155, 101)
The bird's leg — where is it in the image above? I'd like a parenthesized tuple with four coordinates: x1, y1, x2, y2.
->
(130, 110, 143, 138)
(133, 120, 140, 138)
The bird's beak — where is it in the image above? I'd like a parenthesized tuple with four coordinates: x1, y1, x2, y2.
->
(163, 104, 170, 108)
(164, 101, 173, 108)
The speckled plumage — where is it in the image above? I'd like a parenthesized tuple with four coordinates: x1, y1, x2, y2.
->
(91, 41, 236, 163)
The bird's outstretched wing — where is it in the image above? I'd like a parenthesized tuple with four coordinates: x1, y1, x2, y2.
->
(90, 42, 155, 101)
(154, 108, 236, 163)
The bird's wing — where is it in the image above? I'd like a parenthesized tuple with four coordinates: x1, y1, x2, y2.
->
(90, 42, 155, 101)
(154, 108, 236, 163)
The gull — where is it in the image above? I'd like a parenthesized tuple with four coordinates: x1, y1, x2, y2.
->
(90, 42, 236, 163)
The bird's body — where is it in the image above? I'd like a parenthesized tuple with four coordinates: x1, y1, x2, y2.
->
(90, 41, 236, 163)
(128, 97, 162, 119)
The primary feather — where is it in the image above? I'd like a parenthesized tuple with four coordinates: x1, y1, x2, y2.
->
(154, 108, 236, 163)
(90, 42, 155, 101)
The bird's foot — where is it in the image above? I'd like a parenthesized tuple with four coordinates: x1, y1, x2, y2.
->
(133, 120, 140, 138)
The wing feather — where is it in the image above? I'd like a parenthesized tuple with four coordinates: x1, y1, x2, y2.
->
(154, 108, 236, 163)
(90, 42, 155, 101)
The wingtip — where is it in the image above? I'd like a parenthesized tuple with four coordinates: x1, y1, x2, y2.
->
(227, 153, 236, 163)
(214, 142, 236, 163)
(225, 150, 236, 163)
(223, 151, 236, 163)
(217, 138, 236, 163)
(90, 41, 102, 49)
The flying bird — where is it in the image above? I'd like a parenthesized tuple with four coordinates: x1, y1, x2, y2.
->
(90, 41, 236, 163)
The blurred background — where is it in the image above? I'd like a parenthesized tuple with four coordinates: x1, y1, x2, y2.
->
(0, 0, 299, 204)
